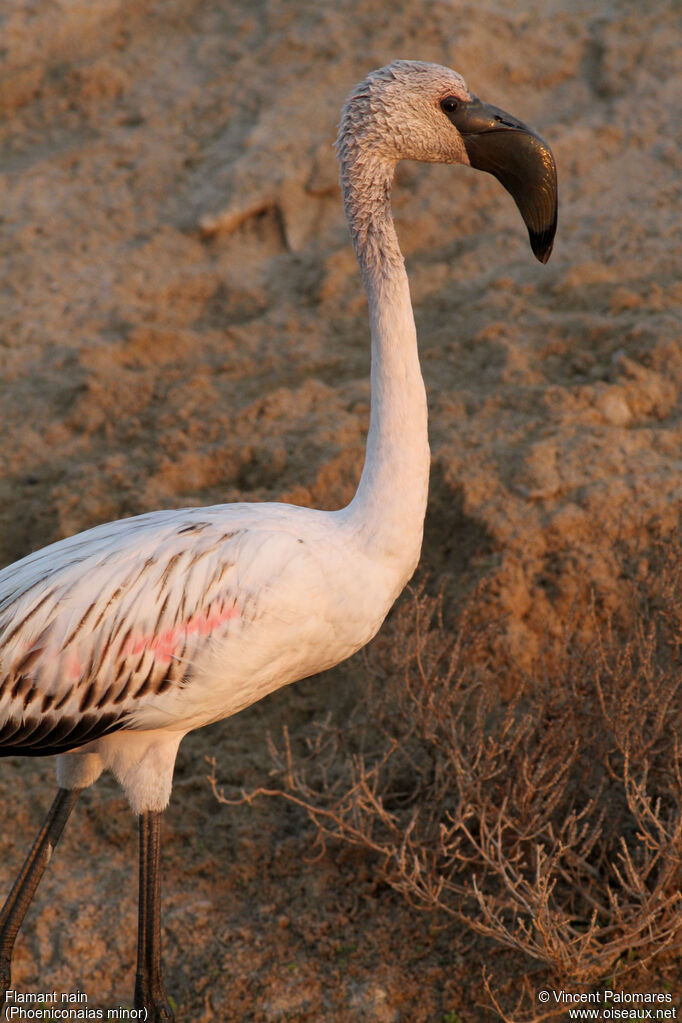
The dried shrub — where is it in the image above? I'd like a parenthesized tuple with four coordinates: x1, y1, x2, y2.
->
(212, 533, 682, 1013)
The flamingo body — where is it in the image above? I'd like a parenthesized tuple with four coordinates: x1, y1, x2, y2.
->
(0, 501, 411, 810)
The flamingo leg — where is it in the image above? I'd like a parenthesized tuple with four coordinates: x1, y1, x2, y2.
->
(134, 810, 174, 1022)
(0, 787, 79, 1010)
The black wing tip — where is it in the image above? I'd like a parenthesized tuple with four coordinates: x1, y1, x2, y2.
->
(0, 711, 124, 757)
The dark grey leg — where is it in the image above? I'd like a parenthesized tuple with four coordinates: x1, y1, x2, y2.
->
(0, 787, 79, 1011)
(134, 811, 174, 1022)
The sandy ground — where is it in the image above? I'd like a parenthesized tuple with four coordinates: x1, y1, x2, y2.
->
(1, 0, 681, 1019)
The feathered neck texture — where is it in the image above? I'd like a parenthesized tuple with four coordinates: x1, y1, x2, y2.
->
(336, 120, 429, 591)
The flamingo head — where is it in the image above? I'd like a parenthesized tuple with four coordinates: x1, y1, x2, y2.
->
(337, 60, 557, 263)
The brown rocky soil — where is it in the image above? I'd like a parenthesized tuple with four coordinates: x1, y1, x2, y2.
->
(1, 0, 681, 1019)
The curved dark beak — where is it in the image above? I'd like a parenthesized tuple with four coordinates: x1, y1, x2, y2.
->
(446, 96, 558, 263)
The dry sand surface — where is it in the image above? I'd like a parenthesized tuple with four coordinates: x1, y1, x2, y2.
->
(1, 0, 681, 1019)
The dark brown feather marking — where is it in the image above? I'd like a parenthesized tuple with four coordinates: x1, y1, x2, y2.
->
(132, 660, 156, 699)
(40, 688, 56, 713)
(114, 657, 129, 683)
(127, 556, 156, 594)
(94, 682, 118, 710)
(10, 674, 32, 701)
(53, 687, 72, 712)
(62, 599, 100, 649)
(159, 552, 183, 591)
(23, 684, 39, 707)
(212, 559, 234, 589)
(82, 645, 99, 691)
(153, 592, 171, 637)
(118, 625, 134, 658)
(94, 584, 125, 629)
(12, 642, 45, 676)
(112, 671, 133, 705)
(132, 650, 146, 677)
(156, 664, 176, 695)
(2, 588, 55, 648)
(176, 522, 209, 535)
(96, 627, 114, 667)
(109, 611, 128, 642)
(78, 679, 98, 713)
(187, 547, 214, 570)
(220, 530, 241, 544)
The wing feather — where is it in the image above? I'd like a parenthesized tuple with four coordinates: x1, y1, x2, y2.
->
(0, 508, 254, 755)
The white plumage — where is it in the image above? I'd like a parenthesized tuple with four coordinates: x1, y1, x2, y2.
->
(0, 500, 414, 811)
(0, 60, 556, 1020)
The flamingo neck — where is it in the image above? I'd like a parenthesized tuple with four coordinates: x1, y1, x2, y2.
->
(339, 150, 430, 584)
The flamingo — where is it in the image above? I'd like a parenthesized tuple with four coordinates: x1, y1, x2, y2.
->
(0, 61, 556, 1020)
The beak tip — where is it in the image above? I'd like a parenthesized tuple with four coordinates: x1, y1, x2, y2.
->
(535, 244, 553, 265)
(529, 223, 556, 264)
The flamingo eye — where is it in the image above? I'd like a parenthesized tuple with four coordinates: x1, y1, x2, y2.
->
(440, 96, 459, 114)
